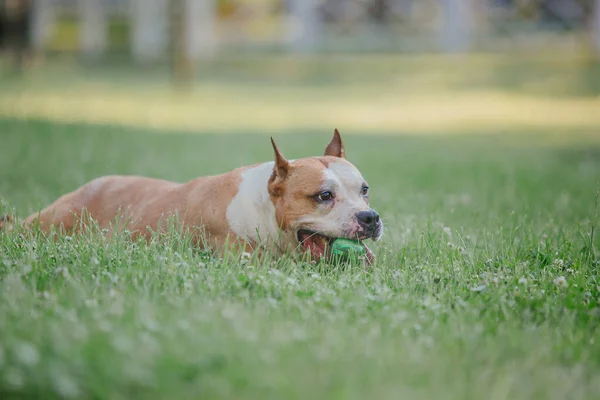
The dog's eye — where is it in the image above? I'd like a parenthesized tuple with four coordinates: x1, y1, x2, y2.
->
(315, 191, 333, 202)
(361, 186, 369, 196)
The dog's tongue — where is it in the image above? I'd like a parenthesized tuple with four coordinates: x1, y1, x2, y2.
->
(300, 233, 328, 260)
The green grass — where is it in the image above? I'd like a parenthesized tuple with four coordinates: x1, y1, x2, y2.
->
(2, 53, 600, 135)
(1, 118, 599, 399)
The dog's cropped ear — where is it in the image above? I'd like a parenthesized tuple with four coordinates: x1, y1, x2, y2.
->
(270, 137, 289, 180)
(324, 128, 346, 159)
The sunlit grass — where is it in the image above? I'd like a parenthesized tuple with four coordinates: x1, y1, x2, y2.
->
(2, 88, 599, 135)
(1, 53, 599, 135)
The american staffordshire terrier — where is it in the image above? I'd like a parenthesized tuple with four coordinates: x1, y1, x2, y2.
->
(1, 130, 383, 264)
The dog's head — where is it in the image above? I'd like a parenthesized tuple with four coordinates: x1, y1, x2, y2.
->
(268, 130, 383, 264)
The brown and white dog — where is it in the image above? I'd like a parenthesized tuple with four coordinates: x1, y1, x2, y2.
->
(1, 130, 383, 264)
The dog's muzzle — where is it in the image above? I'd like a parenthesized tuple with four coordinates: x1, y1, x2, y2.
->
(355, 209, 382, 240)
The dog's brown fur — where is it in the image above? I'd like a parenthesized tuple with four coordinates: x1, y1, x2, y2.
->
(4, 169, 251, 250)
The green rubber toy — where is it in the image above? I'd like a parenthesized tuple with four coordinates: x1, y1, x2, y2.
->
(330, 238, 366, 261)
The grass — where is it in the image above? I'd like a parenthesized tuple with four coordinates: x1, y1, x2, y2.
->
(0, 117, 600, 399)
(1, 53, 600, 135)
(1, 51, 600, 398)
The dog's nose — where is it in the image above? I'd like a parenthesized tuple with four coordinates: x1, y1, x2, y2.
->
(356, 210, 380, 228)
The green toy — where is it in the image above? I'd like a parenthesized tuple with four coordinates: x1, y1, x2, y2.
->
(330, 238, 366, 262)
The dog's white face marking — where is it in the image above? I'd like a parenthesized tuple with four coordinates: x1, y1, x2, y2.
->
(292, 160, 373, 239)
(226, 162, 280, 245)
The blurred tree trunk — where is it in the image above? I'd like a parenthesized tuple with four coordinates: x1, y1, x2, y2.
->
(439, 0, 473, 52)
(131, 0, 167, 63)
(185, 0, 215, 60)
(370, 0, 389, 23)
(170, 0, 215, 87)
(79, 0, 106, 61)
(30, 0, 53, 53)
(593, 0, 600, 57)
(287, 0, 320, 52)
(1, 0, 32, 70)
(170, 0, 189, 85)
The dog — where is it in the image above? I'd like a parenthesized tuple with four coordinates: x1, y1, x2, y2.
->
(0, 130, 383, 264)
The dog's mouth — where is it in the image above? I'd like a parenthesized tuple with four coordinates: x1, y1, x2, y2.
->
(296, 229, 375, 265)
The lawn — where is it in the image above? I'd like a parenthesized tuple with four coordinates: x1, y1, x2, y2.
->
(1, 53, 600, 135)
(1, 54, 600, 399)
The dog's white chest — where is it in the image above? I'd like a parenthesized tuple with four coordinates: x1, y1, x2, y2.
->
(226, 162, 280, 244)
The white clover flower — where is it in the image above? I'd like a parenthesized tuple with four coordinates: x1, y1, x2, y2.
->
(221, 307, 236, 320)
(4, 368, 24, 388)
(518, 277, 528, 285)
(51, 370, 79, 398)
(84, 298, 97, 308)
(287, 277, 298, 286)
(14, 342, 40, 366)
(554, 276, 568, 288)
(554, 259, 565, 268)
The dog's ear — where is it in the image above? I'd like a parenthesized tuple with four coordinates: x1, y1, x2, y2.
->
(324, 128, 346, 159)
(270, 137, 289, 180)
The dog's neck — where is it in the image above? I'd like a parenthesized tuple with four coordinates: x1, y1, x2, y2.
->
(226, 162, 290, 250)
